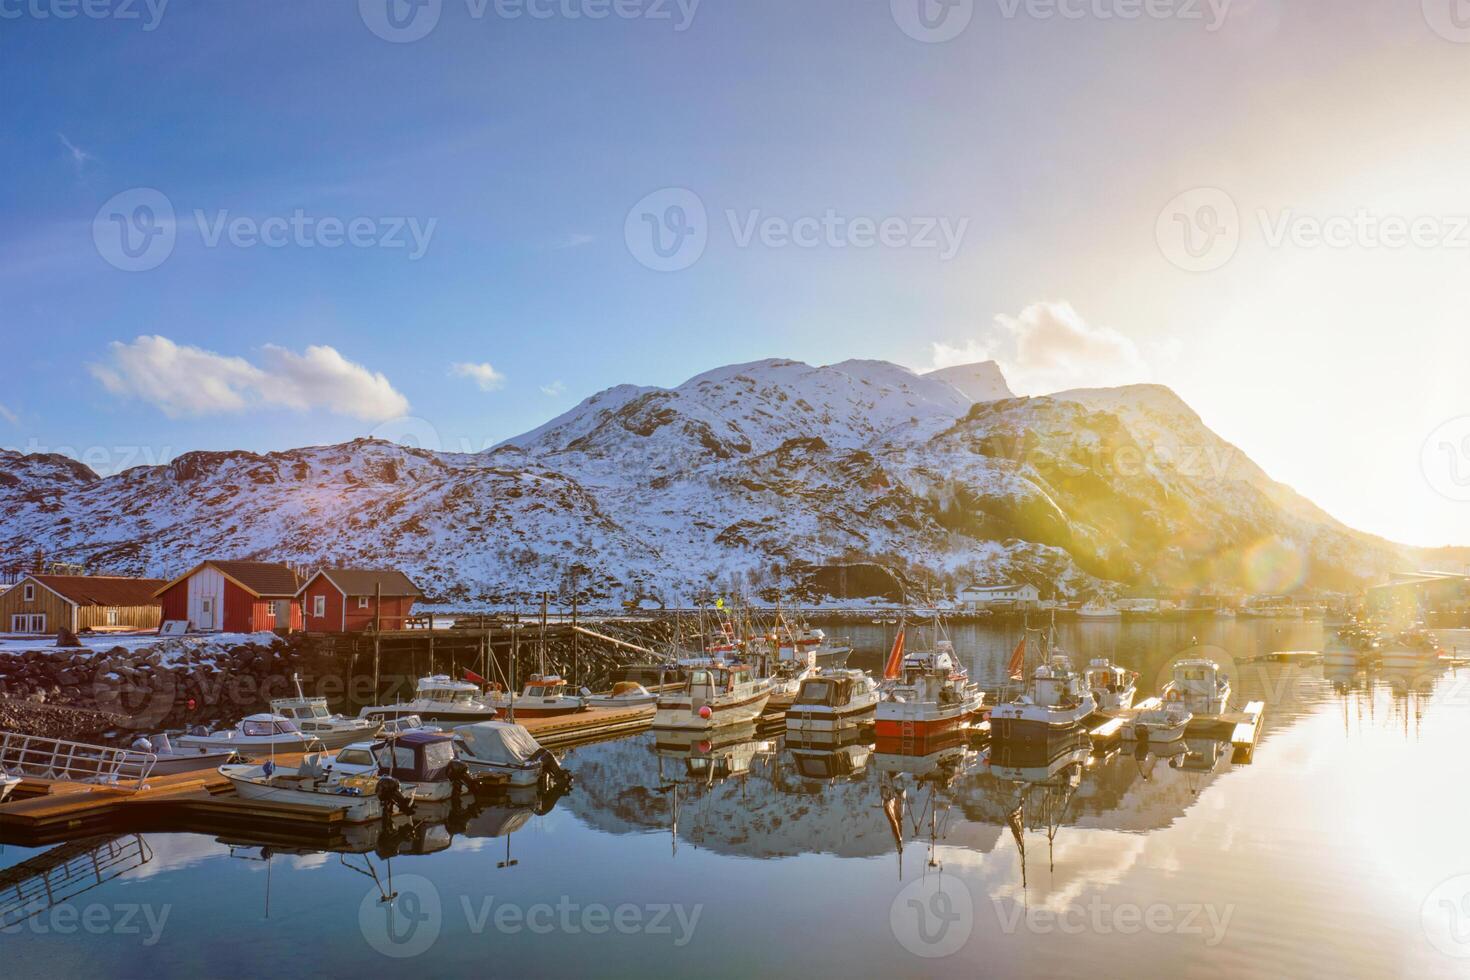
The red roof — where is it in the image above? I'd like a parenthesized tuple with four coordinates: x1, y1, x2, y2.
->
(29, 575, 167, 608)
(153, 560, 301, 598)
(299, 568, 422, 598)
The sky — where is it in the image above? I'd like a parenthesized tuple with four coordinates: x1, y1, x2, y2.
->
(1, 0, 1468, 547)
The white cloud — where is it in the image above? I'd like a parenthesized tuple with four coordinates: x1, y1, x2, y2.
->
(554, 233, 595, 249)
(89, 335, 409, 421)
(930, 301, 1151, 395)
(540, 380, 566, 397)
(451, 361, 506, 392)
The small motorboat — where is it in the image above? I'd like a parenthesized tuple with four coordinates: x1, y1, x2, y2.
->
(786, 668, 880, 736)
(1083, 658, 1138, 712)
(270, 674, 381, 748)
(1380, 626, 1443, 669)
(220, 753, 383, 823)
(328, 732, 488, 808)
(1161, 658, 1231, 715)
(0, 771, 20, 803)
(1122, 705, 1192, 743)
(358, 675, 501, 725)
(127, 732, 237, 776)
(653, 662, 774, 731)
(176, 714, 327, 754)
(991, 653, 1096, 744)
(1076, 600, 1122, 620)
(485, 674, 590, 719)
(452, 721, 572, 790)
(581, 681, 658, 712)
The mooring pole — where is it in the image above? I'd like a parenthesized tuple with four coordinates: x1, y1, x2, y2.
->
(372, 581, 382, 700)
(572, 594, 579, 688)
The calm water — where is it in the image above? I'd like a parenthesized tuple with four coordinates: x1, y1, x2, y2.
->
(6, 621, 1470, 978)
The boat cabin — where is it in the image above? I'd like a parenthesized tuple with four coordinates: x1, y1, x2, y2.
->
(521, 674, 569, 699)
(795, 671, 873, 707)
(1084, 659, 1133, 693)
(270, 697, 332, 723)
(372, 731, 460, 783)
(686, 664, 755, 696)
(1170, 659, 1225, 696)
(1031, 664, 1082, 709)
(238, 714, 303, 738)
(417, 675, 486, 704)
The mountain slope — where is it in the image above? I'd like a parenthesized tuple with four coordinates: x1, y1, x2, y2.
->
(0, 358, 1406, 601)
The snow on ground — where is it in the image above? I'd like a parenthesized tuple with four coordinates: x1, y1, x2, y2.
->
(0, 631, 280, 660)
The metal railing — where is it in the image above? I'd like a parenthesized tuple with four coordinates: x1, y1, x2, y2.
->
(0, 835, 154, 929)
(0, 731, 157, 787)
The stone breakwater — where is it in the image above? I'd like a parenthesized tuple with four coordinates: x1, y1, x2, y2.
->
(0, 634, 337, 743)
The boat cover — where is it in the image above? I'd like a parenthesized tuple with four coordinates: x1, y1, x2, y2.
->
(454, 722, 542, 766)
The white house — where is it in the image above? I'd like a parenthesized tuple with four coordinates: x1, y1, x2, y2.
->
(958, 583, 1041, 611)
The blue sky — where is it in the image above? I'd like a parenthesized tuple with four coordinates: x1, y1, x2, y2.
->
(3, 0, 1469, 545)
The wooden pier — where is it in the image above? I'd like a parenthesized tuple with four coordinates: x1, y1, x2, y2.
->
(0, 704, 661, 847)
(1087, 698, 1266, 762)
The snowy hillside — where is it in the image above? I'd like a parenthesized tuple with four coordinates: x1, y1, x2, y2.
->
(0, 358, 1404, 602)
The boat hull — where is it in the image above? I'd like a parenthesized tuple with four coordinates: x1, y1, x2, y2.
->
(221, 766, 382, 822)
(361, 706, 501, 725)
(652, 691, 772, 731)
(785, 701, 876, 735)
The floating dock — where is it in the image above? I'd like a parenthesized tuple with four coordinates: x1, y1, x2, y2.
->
(1088, 698, 1265, 762)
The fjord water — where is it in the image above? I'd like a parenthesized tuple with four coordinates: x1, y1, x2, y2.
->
(5, 621, 1468, 978)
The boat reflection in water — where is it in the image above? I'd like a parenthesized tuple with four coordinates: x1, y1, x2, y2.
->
(787, 726, 872, 782)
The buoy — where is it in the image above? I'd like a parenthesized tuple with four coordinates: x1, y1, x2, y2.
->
(186, 697, 197, 711)
(698, 705, 713, 719)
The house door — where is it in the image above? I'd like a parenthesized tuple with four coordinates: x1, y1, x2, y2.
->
(198, 597, 215, 630)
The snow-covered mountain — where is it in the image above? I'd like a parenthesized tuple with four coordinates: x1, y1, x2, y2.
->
(0, 358, 1404, 602)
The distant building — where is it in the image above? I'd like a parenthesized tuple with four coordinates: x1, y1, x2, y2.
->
(958, 583, 1041, 611)
(0, 575, 166, 634)
(297, 568, 422, 633)
(1365, 571, 1470, 622)
(154, 560, 303, 633)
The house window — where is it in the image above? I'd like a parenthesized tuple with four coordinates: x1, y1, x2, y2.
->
(313, 595, 326, 617)
(358, 596, 370, 609)
(23, 584, 34, 602)
(106, 609, 118, 626)
(12, 614, 45, 633)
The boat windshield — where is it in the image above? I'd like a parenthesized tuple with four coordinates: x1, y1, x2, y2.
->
(242, 719, 298, 737)
(796, 679, 837, 705)
(335, 748, 375, 767)
(423, 741, 455, 769)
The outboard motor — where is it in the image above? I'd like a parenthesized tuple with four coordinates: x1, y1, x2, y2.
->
(446, 759, 473, 798)
(532, 748, 573, 792)
(375, 776, 415, 817)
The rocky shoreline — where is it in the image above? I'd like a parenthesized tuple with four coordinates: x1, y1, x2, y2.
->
(0, 634, 334, 745)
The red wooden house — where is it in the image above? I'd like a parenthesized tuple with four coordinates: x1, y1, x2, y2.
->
(297, 568, 422, 633)
(153, 560, 303, 633)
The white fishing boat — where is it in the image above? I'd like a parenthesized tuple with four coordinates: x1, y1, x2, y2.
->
(770, 618, 852, 668)
(991, 651, 1097, 744)
(874, 635, 984, 747)
(358, 675, 501, 725)
(0, 771, 20, 803)
(453, 721, 572, 790)
(176, 714, 327, 754)
(1083, 658, 1138, 712)
(270, 674, 381, 747)
(653, 662, 774, 731)
(1323, 624, 1381, 664)
(581, 681, 658, 712)
(1121, 704, 1192, 743)
(1076, 600, 1122, 621)
(1380, 626, 1443, 669)
(126, 732, 237, 776)
(785, 668, 880, 735)
(1161, 658, 1231, 715)
(220, 754, 382, 822)
(788, 741, 872, 780)
(1214, 608, 1237, 619)
(485, 674, 589, 718)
